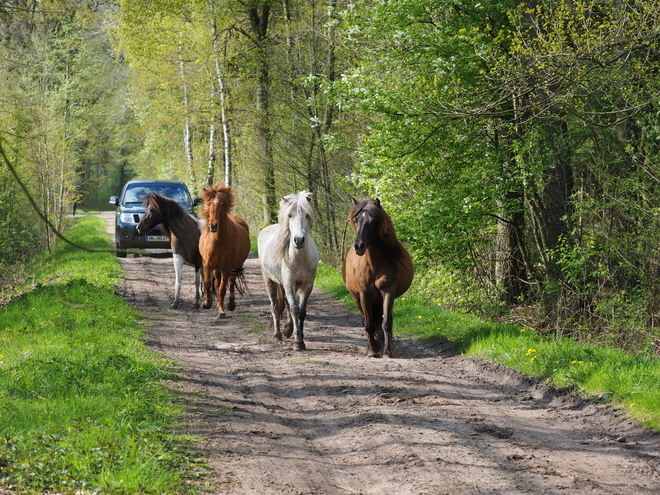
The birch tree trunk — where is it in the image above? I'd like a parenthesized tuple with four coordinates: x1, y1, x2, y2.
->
(178, 35, 195, 186)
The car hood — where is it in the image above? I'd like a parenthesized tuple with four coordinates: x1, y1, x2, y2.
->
(119, 204, 146, 213)
(119, 203, 194, 215)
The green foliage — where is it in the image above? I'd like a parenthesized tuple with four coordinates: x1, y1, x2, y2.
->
(0, 217, 195, 493)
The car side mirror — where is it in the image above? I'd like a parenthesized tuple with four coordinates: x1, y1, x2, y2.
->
(193, 197, 203, 208)
(109, 196, 118, 206)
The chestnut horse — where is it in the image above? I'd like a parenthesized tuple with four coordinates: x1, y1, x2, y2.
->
(198, 183, 250, 317)
(342, 198, 414, 358)
(258, 192, 319, 351)
(136, 194, 202, 309)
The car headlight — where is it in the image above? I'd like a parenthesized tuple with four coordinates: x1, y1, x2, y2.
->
(120, 213, 138, 224)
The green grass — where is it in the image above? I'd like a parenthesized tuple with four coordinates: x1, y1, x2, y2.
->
(0, 216, 198, 494)
(315, 262, 660, 430)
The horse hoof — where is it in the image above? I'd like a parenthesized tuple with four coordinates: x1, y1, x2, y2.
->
(283, 324, 294, 338)
(293, 342, 306, 351)
(169, 302, 179, 309)
(227, 301, 236, 311)
(217, 314, 226, 319)
(202, 302, 212, 309)
(274, 333, 283, 341)
(192, 303, 200, 310)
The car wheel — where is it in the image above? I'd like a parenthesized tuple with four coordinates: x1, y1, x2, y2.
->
(115, 242, 127, 258)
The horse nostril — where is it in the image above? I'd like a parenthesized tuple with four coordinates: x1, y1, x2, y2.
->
(294, 236, 305, 248)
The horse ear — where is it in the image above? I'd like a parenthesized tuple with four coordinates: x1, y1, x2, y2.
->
(351, 197, 358, 205)
(375, 198, 381, 207)
(305, 193, 313, 203)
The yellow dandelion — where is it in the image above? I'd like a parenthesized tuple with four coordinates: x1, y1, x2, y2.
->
(630, 403, 636, 407)
(418, 316, 423, 319)
(571, 360, 577, 364)
(531, 355, 538, 362)
(520, 328, 526, 333)
(526, 348, 536, 356)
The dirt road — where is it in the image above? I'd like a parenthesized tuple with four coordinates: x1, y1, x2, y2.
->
(101, 212, 660, 494)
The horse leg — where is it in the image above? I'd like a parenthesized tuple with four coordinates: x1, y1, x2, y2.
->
(284, 282, 305, 351)
(372, 302, 385, 355)
(359, 294, 380, 357)
(297, 284, 313, 340)
(193, 266, 202, 309)
(265, 279, 283, 340)
(283, 297, 294, 338)
(170, 254, 184, 309)
(381, 292, 395, 358)
(216, 271, 227, 317)
(227, 275, 236, 311)
(202, 265, 214, 309)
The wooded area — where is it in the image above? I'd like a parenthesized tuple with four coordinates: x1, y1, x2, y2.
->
(3, 0, 660, 352)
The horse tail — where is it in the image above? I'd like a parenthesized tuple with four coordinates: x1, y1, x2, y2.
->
(276, 283, 285, 313)
(230, 267, 248, 296)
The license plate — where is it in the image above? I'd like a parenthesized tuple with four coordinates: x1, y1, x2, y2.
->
(146, 235, 168, 242)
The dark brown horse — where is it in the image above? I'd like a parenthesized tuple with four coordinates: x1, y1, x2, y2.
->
(198, 183, 250, 317)
(136, 193, 202, 309)
(342, 198, 414, 358)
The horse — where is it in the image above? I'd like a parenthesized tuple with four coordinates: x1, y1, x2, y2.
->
(258, 192, 319, 351)
(198, 183, 250, 317)
(136, 193, 202, 309)
(342, 198, 414, 358)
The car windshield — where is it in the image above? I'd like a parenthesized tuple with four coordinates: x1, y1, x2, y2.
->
(123, 183, 192, 206)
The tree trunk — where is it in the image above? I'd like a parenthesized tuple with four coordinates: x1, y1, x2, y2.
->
(209, 0, 233, 187)
(178, 35, 195, 187)
(249, 5, 276, 225)
(494, 191, 526, 304)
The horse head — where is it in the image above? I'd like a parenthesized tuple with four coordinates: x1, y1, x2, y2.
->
(350, 198, 386, 256)
(201, 183, 236, 233)
(280, 192, 314, 249)
(137, 194, 165, 234)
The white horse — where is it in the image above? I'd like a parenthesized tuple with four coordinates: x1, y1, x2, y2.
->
(258, 191, 319, 351)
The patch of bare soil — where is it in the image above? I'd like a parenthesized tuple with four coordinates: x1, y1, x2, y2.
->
(103, 213, 660, 494)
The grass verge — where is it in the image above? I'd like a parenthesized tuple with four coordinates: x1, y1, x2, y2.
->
(0, 216, 198, 494)
(316, 262, 660, 430)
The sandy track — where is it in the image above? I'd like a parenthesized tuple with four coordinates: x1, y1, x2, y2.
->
(102, 212, 660, 494)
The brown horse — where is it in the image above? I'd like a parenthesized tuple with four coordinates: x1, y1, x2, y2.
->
(136, 193, 202, 309)
(198, 183, 250, 317)
(342, 198, 414, 358)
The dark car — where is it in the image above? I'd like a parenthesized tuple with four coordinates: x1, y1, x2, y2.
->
(109, 179, 198, 257)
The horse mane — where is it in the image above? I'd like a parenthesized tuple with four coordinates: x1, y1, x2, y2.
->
(276, 191, 314, 256)
(144, 193, 185, 238)
(199, 183, 237, 223)
(350, 198, 406, 260)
